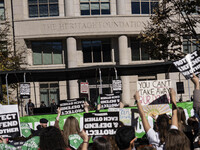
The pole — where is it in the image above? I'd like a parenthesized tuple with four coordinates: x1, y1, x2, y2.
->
(99, 68, 102, 94)
(114, 67, 118, 79)
(5, 74, 9, 105)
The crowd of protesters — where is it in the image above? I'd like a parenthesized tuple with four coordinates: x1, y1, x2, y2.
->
(1, 74, 200, 150)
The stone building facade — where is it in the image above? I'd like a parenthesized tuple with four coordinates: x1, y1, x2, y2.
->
(1, 0, 199, 115)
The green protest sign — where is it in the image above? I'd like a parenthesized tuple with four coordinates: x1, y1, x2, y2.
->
(0, 143, 16, 150)
(69, 134, 83, 150)
(21, 136, 39, 150)
(20, 123, 32, 138)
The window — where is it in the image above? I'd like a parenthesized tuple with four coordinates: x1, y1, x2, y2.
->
(28, 0, 59, 18)
(0, 0, 5, 20)
(32, 41, 63, 65)
(80, 0, 110, 15)
(183, 35, 200, 54)
(131, 0, 159, 14)
(40, 83, 59, 107)
(131, 37, 150, 61)
(82, 39, 112, 63)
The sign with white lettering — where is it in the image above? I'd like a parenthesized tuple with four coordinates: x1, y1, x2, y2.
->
(60, 98, 85, 115)
(100, 94, 120, 109)
(83, 112, 119, 136)
(0, 105, 21, 138)
(108, 108, 132, 126)
(173, 50, 200, 79)
(80, 82, 89, 94)
(137, 80, 171, 105)
(112, 80, 122, 92)
(20, 83, 30, 99)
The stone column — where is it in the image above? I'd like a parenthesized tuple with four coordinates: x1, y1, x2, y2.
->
(116, 0, 126, 15)
(65, 0, 74, 17)
(118, 35, 131, 105)
(67, 37, 79, 99)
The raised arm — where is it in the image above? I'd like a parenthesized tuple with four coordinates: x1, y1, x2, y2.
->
(191, 74, 200, 110)
(169, 88, 178, 128)
(134, 91, 151, 133)
(54, 107, 61, 129)
(84, 101, 89, 113)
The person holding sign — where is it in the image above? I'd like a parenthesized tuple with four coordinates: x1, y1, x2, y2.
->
(54, 108, 90, 150)
(134, 88, 187, 150)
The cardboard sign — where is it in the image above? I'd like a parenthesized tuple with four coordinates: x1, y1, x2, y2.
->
(80, 82, 89, 94)
(108, 108, 132, 126)
(137, 79, 171, 105)
(173, 50, 200, 79)
(142, 104, 171, 116)
(0, 105, 21, 138)
(112, 80, 122, 92)
(84, 112, 119, 136)
(100, 94, 120, 109)
(60, 98, 85, 115)
(20, 83, 30, 99)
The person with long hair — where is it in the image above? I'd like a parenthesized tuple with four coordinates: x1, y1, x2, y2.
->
(177, 107, 187, 132)
(39, 126, 67, 150)
(134, 88, 178, 150)
(54, 108, 89, 150)
(63, 116, 81, 147)
(165, 129, 190, 150)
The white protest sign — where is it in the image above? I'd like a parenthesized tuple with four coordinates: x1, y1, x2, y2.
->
(112, 80, 122, 92)
(0, 105, 21, 138)
(100, 94, 120, 109)
(108, 108, 132, 126)
(137, 79, 171, 105)
(20, 83, 30, 99)
(80, 82, 89, 94)
(173, 50, 200, 79)
(142, 104, 171, 116)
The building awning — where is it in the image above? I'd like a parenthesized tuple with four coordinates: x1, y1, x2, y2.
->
(0, 61, 178, 84)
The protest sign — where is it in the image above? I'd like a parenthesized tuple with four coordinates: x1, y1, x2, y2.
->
(137, 79, 171, 105)
(20, 83, 30, 99)
(80, 82, 89, 94)
(69, 134, 83, 150)
(60, 98, 85, 115)
(20, 102, 193, 139)
(0, 105, 21, 138)
(112, 80, 122, 93)
(0, 143, 16, 150)
(142, 104, 171, 116)
(173, 50, 200, 79)
(84, 112, 119, 136)
(21, 136, 39, 150)
(100, 94, 120, 109)
(108, 108, 132, 126)
(20, 123, 32, 138)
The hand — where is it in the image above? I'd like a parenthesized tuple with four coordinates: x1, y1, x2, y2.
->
(120, 102, 124, 108)
(80, 130, 89, 142)
(0, 137, 7, 144)
(57, 107, 61, 115)
(191, 73, 199, 89)
(84, 101, 89, 113)
(97, 104, 101, 110)
(134, 91, 140, 101)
